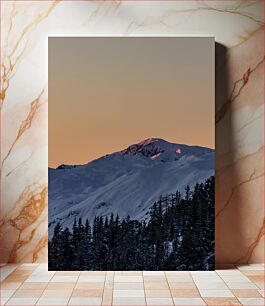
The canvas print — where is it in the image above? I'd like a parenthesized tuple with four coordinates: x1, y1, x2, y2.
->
(48, 37, 215, 271)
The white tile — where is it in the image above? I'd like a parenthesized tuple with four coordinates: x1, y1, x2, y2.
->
(146, 297, 174, 305)
(114, 282, 144, 290)
(112, 297, 146, 305)
(114, 276, 143, 283)
(199, 289, 234, 297)
(37, 298, 69, 305)
(237, 264, 264, 271)
(190, 271, 217, 276)
(50, 275, 78, 282)
(173, 298, 206, 305)
(165, 271, 190, 275)
(226, 282, 258, 289)
(78, 275, 105, 282)
(68, 297, 102, 305)
(219, 275, 250, 282)
(20, 264, 38, 267)
(143, 271, 165, 276)
(25, 276, 54, 283)
(6, 298, 38, 305)
(167, 276, 193, 283)
(238, 298, 265, 305)
(216, 269, 245, 276)
(195, 281, 228, 290)
(0, 290, 15, 298)
(113, 290, 145, 297)
(1, 297, 10, 305)
(0, 266, 18, 281)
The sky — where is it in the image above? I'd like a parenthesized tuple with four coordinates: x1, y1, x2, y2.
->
(49, 37, 214, 168)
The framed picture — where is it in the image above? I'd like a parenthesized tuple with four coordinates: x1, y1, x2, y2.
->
(48, 37, 214, 271)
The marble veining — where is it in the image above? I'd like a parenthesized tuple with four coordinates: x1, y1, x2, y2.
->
(0, 0, 264, 263)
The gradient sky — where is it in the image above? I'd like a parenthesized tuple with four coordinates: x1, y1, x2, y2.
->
(49, 37, 214, 168)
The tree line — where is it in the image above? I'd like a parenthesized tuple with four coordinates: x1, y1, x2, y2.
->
(48, 176, 214, 270)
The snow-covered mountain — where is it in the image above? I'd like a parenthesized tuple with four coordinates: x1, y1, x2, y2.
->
(48, 138, 214, 236)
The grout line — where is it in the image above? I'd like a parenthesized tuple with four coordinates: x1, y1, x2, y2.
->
(141, 271, 147, 306)
(101, 271, 107, 306)
(164, 270, 175, 305)
(67, 271, 81, 305)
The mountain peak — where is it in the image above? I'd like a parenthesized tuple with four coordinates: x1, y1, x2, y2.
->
(119, 138, 213, 162)
(120, 138, 179, 160)
(137, 138, 164, 146)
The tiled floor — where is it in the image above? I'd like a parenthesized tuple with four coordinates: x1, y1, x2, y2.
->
(0, 264, 264, 305)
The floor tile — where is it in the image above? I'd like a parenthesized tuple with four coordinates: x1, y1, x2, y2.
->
(40, 289, 72, 298)
(0, 289, 15, 298)
(168, 282, 197, 289)
(78, 275, 105, 282)
(50, 275, 78, 282)
(203, 297, 242, 305)
(144, 271, 165, 276)
(113, 289, 145, 297)
(238, 297, 265, 305)
(114, 282, 144, 290)
(237, 264, 264, 271)
(25, 276, 54, 283)
(173, 297, 206, 305)
(144, 282, 169, 290)
(81, 271, 106, 275)
(3, 275, 28, 283)
(114, 276, 143, 283)
(195, 281, 228, 290)
(216, 269, 245, 276)
(247, 275, 264, 283)
(170, 289, 200, 297)
(102, 289, 112, 306)
(232, 289, 262, 298)
(146, 297, 174, 305)
(68, 297, 102, 305)
(144, 276, 167, 282)
(199, 289, 234, 297)
(1, 263, 264, 305)
(191, 271, 217, 276)
(145, 290, 172, 298)
(112, 296, 146, 305)
(226, 282, 258, 289)
(19, 282, 48, 290)
(19, 264, 39, 270)
(1, 297, 10, 305)
(0, 266, 19, 282)
(219, 275, 251, 282)
(167, 275, 193, 283)
(71, 289, 103, 297)
(115, 271, 142, 276)
(75, 282, 104, 290)
(241, 270, 264, 276)
(165, 271, 190, 275)
(55, 271, 80, 276)
(6, 297, 38, 305)
(12, 289, 44, 298)
(0, 282, 22, 290)
(36, 298, 69, 305)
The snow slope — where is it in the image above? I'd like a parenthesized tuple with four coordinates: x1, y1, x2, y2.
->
(48, 138, 214, 236)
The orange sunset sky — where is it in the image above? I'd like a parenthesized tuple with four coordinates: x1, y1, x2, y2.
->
(48, 37, 214, 168)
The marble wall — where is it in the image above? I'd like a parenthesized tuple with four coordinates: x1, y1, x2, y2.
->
(0, 1, 264, 264)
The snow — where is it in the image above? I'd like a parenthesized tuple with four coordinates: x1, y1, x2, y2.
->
(48, 138, 214, 237)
